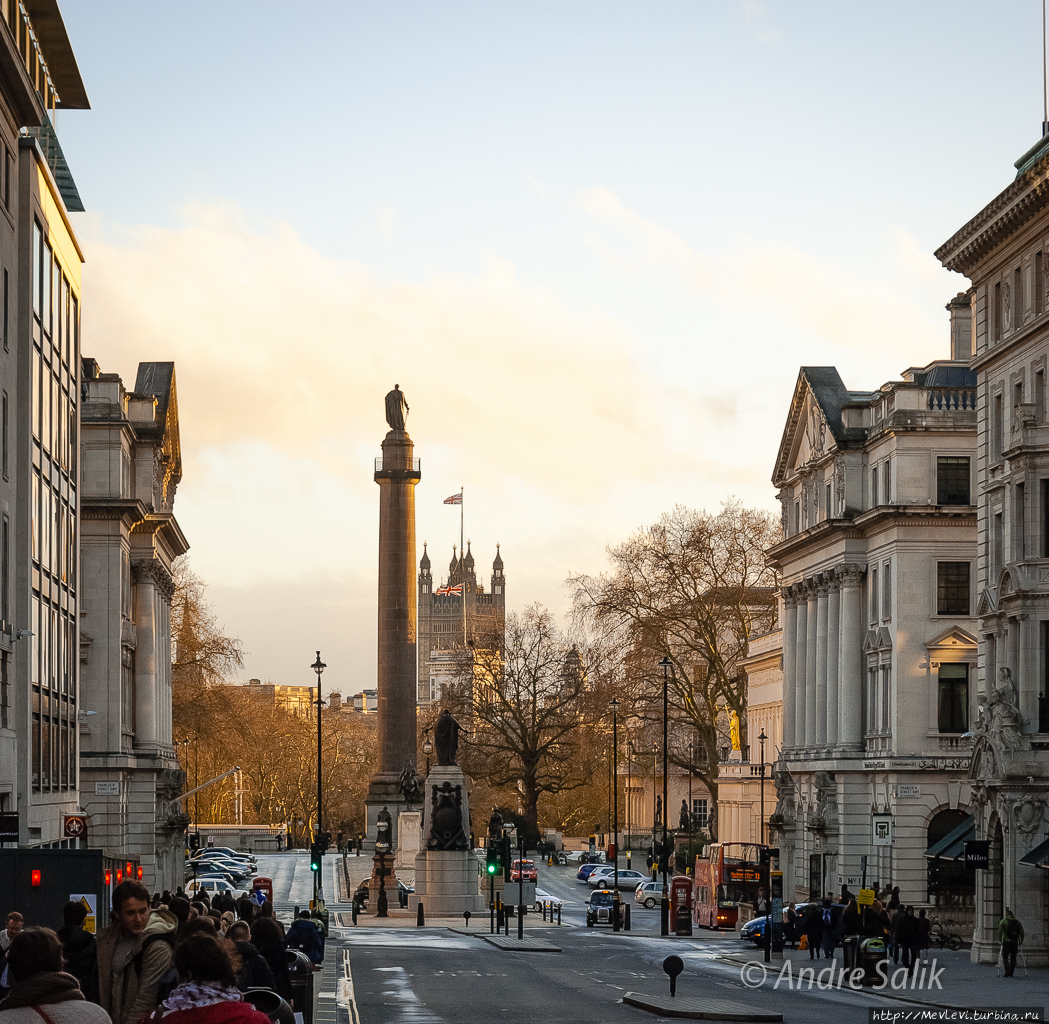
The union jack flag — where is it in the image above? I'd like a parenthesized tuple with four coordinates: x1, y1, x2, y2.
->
(443, 492, 462, 505)
(435, 584, 463, 596)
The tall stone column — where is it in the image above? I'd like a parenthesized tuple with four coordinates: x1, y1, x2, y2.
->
(367, 414, 422, 845)
(837, 564, 865, 749)
(805, 585, 818, 747)
(825, 578, 841, 747)
(781, 591, 798, 751)
(815, 578, 829, 748)
(795, 590, 808, 750)
(133, 570, 158, 747)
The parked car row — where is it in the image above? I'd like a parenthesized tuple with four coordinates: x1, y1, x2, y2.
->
(185, 847, 258, 887)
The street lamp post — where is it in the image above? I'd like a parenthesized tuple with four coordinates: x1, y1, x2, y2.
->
(423, 728, 433, 776)
(312, 651, 326, 905)
(375, 818, 390, 918)
(658, 655, 672, 936)
(757, 729, 768, 844)
(608, 698, 620, 931)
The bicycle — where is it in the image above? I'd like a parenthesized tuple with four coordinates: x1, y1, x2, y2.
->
(929, 917, 963, 951)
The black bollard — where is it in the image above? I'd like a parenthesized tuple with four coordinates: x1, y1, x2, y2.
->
(417, 903, 425, 927)
(557, 904, 561, 926)
(463, 910, 471, 928)
(542, 901, 547, 922)
(352, 899, 359, 926)
(624, 903, 630, 931)
(663, 955, 684, 998)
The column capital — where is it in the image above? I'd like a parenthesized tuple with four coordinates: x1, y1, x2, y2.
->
(835, 562, 866, 586)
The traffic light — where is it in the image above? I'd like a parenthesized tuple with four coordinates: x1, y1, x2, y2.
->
(486, 842, 500, 876)
(310, 841, 324, 871)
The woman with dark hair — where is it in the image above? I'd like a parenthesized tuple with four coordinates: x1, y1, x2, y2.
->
(249, 918, 292, 1004)
(56, 901, 97, 1003)
(0, 927, 109, 1021)
(142, 933, 269, 1022)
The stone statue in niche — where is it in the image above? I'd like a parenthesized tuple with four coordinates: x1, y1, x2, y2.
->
(834, 456, 846, 514)
(986, 667, 1030, 758)
(769, 768, 796, 825)
(813, 771, 838, 827)
(1003, 282, 1012, 331)
(427, 780, 468, 851)
(655, 795, 663, 826)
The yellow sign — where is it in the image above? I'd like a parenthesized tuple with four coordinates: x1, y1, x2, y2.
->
(70, 893, 97, 934)
(857, 888, 875, 906)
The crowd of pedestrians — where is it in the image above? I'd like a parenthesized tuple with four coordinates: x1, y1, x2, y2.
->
(0, 878, 325, 1023)
(780, 882, 1026, 981)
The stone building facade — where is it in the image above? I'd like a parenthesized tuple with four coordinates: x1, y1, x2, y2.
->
(416, 542, 505, 704)
(766, 313, 978, 908)
(717, 628, 781, 846)
(79, 361, 188, 891)
(0, 1, 92, 848)
(935, 131, 1049, 963)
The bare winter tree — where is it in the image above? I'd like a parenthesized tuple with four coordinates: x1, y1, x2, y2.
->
(447, 605, 596, 845)
(569, 500, 781, 834)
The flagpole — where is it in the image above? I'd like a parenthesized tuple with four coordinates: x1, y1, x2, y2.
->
(461, 485, 466, 650)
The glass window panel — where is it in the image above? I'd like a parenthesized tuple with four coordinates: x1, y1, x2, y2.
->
(32, 222, 40, 318)
(31, 348, 40, 439)
(937, 562, 971, 615)
(30, 473, 38, 563)
(42, 243, 50, 336)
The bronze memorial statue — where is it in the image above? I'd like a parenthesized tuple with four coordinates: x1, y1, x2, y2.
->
(679, 799, 690, 832)
(399, 760, 421, 808)
(434, 708, 466, 766)
(385, 384, 409, 430)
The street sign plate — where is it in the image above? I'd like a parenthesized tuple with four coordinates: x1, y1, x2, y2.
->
(95, 782, 120, 795)
(858, 888, 875, 906)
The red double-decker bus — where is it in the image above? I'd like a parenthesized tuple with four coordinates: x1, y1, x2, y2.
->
(693, 842, 765, 929)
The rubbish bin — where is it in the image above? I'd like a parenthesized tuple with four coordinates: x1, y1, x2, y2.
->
(286, 949, 318, 1023)
(858, 937, 887, 986)
(841, 935, 859, 971)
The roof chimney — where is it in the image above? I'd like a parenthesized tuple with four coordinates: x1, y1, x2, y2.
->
(947, 291, 973, 361)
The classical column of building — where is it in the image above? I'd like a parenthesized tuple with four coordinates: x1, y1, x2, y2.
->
(815, 576, 829, 748)
(805, 584, 818, 747)
(781, 593, 798, 750)
(794, 589, 808, 749)
(837, 563, 865, 749)
(825, 578, 841, 747)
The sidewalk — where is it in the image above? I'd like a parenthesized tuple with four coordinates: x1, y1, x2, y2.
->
(717, 945, 1049, 1010)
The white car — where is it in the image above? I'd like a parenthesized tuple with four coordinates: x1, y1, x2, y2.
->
(186, 878, 247, 900)
(534, 887, 564, 911)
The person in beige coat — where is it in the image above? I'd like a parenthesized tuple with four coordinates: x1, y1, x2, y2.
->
(0, 927, 109, 1022)
(95, 881, 178, 1024)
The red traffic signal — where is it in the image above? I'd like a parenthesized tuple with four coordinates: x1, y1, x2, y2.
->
(104, 869, 112, 885)
(136, 866, 143, 880)
(30, 869, 41, 886)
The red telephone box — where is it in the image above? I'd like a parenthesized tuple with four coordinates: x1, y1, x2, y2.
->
(670, 875, 693, 935)
(252, 876, 273, 905)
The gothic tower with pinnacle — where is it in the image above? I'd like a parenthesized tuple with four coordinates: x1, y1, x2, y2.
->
(416, 542, 506, 704)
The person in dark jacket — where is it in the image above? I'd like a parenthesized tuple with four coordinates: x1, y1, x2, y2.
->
(227, 922, 276, 993)
(895, 906, 921, 971)
(55, 901, 97, 1003)
(250, 918, 292, 1004)
(284, 912, 323, 965)
(917, 909, 932, 965)
(802, 903, 823, 960)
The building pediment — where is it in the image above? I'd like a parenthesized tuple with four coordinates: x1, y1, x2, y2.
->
(773, 369, 851, 486)
(976, 587, 998, 616)
(998, 565, 1034, 597)
(924, 625, 979, 652)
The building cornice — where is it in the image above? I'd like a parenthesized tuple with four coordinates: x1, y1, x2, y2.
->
(936, 149, 1049, 276)
(767, 506, 976, 564)
(80, 497, 148, 530)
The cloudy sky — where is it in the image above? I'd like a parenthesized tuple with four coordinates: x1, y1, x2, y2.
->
(57, 1, 1040, 694)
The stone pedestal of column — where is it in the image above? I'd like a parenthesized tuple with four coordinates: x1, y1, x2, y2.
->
(409, 765, 485, 916)
(395, 810, 422, 872)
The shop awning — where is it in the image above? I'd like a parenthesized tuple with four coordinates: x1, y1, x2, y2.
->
(1019, 837, 1049, 869)
(924, 815, 975, 860)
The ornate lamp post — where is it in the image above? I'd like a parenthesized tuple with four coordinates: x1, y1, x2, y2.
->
(658, 655, 672, 936)
(311, 651, 326, 905)
(423, 728, 433, 776)
(609, 698, 621, 931)
(375, 818, 390, 918)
